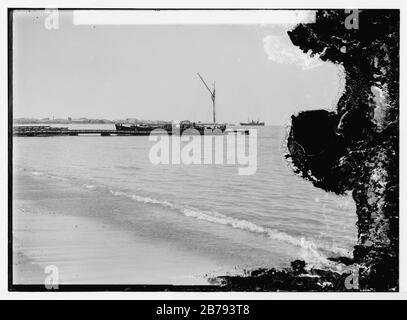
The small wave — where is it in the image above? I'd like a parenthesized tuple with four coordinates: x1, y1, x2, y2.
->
(20, 168, 71, 182)
(30, 171, 45, 176)
(109, 190, 174, 208)
(181, 207, 350, 259)
(116, 165, 141, 171)
(109, 189, 352, 261)
(35, 172, 68, 181)
(83, 184, 96, 190)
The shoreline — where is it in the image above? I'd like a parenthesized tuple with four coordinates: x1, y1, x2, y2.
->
(12, 172, 224, 285)
(12, 168, 354, 287)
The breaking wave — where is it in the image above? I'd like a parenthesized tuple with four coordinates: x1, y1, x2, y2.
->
(83, 184, 96, 189)
(18, 167, 353, 267)
(109, 189, 352, 262)
(30, 171, 45, 176)
(24, 169, 68, 181)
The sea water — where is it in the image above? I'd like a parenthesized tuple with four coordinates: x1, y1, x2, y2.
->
(13, 124, 357, 279)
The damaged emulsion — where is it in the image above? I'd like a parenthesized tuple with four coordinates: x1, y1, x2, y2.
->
(211, 10, 399, 291)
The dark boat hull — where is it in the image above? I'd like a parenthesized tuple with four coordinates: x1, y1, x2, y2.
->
(115, 122, 226, 135)
(115, 123, 137, 131)
(239, 122, 265, 126)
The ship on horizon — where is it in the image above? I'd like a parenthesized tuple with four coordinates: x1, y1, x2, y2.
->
(240, 119, 265, 126)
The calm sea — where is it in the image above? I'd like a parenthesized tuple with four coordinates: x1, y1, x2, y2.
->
(13, 124, 357, 276)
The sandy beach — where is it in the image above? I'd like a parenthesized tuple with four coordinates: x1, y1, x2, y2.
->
(12, 172, 223, 285)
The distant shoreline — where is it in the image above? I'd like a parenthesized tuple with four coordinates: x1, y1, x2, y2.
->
(12, 119, 275, 127)
(13, 118, 184, 125)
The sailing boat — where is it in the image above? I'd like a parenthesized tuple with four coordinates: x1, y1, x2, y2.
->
(197, 73, 226, 132)
(115, 73, 227, 134)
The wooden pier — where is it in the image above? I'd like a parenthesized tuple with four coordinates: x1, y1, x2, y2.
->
(13, 126, 250, 137)
(62, 129, 167, 136)
(12, 126, 170, 137)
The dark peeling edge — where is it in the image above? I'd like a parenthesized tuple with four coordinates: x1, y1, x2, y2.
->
(8, 8, 14, 292)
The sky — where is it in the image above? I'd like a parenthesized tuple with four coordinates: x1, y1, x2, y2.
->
(13, 10, 344, 125)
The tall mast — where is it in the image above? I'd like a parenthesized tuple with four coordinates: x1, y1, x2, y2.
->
(213, 81, 216, 124)
(197, 73, 216, 125)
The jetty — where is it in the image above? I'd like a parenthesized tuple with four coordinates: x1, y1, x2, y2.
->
(12, 126, 175, 137)
(13, 72, 253, 137)
(13, 126, 250, 137)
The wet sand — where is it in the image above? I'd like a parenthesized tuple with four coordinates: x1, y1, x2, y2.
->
(12, 172, 222, 285)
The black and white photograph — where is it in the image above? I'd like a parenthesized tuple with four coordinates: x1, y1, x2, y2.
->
(4, 1, 404, 299)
